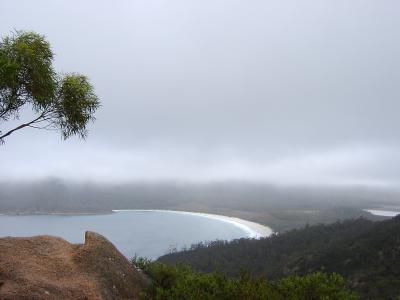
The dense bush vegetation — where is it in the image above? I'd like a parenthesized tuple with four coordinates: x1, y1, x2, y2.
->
(132, 256, 357, 300)
(159, 216, 400, 299)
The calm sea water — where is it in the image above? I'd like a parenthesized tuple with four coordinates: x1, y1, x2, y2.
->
(0, 211, 249, 259)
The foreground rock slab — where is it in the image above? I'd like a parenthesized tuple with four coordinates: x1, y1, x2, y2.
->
(0, 231, 145, 299)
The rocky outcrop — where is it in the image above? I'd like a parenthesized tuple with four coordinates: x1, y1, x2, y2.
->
(0, 231, 146, 299)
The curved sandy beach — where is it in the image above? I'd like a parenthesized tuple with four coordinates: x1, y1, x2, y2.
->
(112, 209, 273, 239)
(363, 209, 400, 217)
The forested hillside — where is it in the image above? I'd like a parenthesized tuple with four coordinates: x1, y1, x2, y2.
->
(158, 216, 400, 299)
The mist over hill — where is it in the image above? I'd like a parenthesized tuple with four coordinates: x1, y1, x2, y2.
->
(0, 179, 393, 231)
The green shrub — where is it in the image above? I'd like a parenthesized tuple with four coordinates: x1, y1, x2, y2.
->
(132, 257, 357, 300)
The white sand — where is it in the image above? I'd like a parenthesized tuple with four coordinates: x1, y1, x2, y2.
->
(112, 209, 273, 239)
(363, 209, 400, 217)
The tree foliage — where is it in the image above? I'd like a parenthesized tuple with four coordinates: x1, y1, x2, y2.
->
(0, 30, 100, 143)
(159, 216, 400, 299)
(132, 257, 357, 300)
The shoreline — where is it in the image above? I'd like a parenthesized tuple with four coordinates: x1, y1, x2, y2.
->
(363, 209, 400, 217)
(112, 209, 274, 239)
(0, 211, 112, 216)
(0, 209, 274, 239)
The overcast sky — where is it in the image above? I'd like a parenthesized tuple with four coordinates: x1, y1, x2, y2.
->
(1, 0, 399, 186)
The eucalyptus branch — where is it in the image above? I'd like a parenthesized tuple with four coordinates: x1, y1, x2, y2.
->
(0, 110, 49, 140)
(0, 31, 100, 144)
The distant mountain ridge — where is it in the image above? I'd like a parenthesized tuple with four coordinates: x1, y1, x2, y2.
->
(158, 216, 400, 299)
(0, 180, 389, 231)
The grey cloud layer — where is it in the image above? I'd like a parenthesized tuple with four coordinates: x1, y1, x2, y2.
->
(1, 0, 399, 185)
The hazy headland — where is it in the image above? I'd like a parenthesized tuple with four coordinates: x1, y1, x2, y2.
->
(0, 179, 394, 232)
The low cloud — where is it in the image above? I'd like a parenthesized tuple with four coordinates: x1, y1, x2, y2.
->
(1, 0, 399, 187)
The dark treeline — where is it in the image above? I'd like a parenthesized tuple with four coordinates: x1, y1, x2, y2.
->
(158, 216, 400, 299)
(0, 179, 390, 231)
